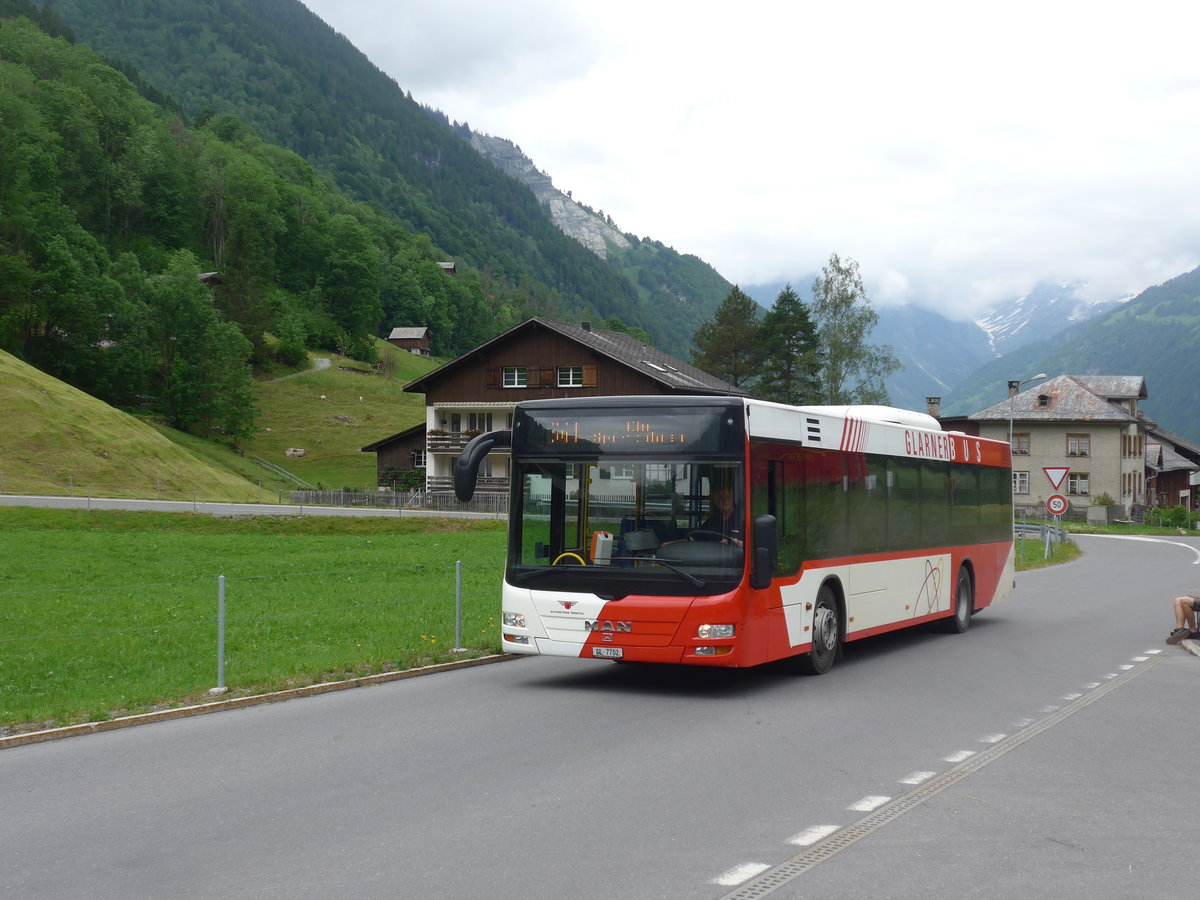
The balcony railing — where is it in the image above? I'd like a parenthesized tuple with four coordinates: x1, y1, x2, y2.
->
(426, 476, 510, 494)
(426, 433, 512, 454)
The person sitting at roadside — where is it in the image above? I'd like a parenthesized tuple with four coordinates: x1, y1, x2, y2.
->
(1166, 594, 1200, 644)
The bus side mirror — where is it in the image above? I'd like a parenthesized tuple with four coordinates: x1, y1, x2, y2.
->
(750, 514, 778, 589)
(453, 430, 512, 501)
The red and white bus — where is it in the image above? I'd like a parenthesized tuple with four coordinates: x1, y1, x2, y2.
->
(455, 395, 1014, 673)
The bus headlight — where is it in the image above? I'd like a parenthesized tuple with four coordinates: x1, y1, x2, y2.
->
(697, 624, 735, 639)
(503, 612, 526, 628)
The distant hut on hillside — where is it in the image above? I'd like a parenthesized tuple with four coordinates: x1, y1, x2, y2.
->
(388, 326, 432, 357)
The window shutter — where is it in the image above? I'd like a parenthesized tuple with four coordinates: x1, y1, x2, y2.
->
(539, 367, 555, 388)
(487, 368, 500, 388)
(583, 365, 597, 387)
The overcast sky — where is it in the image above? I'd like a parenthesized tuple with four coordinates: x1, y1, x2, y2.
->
(299, 0, 1200, 318)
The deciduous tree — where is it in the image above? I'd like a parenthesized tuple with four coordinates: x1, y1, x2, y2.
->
(810, 254, 900, 404)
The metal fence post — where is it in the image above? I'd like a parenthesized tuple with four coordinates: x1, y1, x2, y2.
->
(211, 575, 228, 695)
(454, 560, 464, 651)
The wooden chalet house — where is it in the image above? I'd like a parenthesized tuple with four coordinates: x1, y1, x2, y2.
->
(364, 317, 747, 494)
(387, 326, 432, 356)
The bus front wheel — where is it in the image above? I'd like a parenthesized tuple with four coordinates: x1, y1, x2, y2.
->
(799, 586, 839, 675)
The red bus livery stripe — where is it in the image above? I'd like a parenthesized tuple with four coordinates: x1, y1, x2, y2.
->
(840, 416, 869, 452)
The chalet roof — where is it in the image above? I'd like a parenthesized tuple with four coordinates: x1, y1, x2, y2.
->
(1146, 441, 1198, 474)
(360, 422, 425, 453)
(388, 327, 429, 340)
(1146, 425, 1200, 467)
(968, 374, 1147, 424)
(403, 316, 749, 397)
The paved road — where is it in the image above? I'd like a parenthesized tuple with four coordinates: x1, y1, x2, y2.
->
(2, 534, 1196, 899)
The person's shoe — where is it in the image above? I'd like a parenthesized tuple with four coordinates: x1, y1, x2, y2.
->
(1166, 627, 1190, 645)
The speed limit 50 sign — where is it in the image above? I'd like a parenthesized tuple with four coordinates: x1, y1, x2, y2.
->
(1046, 494, 1068, 516)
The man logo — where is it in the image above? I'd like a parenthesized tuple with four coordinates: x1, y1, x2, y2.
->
(584, 620, 632, 633)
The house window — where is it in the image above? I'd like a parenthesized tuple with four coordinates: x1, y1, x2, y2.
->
(1013, 471, 1030, 495)
(468, 412, 493, 432)
(1011, 433, 1030, 455)
(1035, 394, 1050, 408)
(411, 449, 426, 468)
(557, 365, 584, 387)
(1066, 433, 1090, 457)
(502, 366, 527, 388)
(1067, 472, 1089, 495)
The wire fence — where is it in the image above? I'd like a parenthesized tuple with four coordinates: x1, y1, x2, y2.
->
(0, 471, 510, 517)
(0, 560, 504, 733)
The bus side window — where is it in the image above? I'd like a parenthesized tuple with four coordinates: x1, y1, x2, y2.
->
(751, 452, 801, 576)
(888, 457, 921, 552)
(765, 459, 793, 575)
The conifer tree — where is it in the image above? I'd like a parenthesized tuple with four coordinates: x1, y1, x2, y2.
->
(754, 284, 821, 405)
(690, 286, 762, 389)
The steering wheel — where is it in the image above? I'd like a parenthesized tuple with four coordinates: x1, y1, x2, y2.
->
(687, 530, 732, 542)
(551, 552, 587, 566)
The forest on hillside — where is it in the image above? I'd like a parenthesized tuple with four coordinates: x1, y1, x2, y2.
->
(27, 0, 730, 356)
(0, 13, 548, 438)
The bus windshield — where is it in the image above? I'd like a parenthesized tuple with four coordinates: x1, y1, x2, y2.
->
(508, 459, 745, 596)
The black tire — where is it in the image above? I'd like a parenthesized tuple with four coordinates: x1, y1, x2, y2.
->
(799, 585, 839, 675)
(942, 566, 973, 634)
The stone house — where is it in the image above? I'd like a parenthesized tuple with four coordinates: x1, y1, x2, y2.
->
(966, 374, 1199, 518)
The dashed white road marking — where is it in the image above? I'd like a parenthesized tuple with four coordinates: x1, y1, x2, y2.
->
(712, 863, 770, 886)
(1041, 705, 1061, 713)
(979, 733, 1007, 743)
(943, 749, 975, 763)
(1145, 649, 1163, 655)
(1063, 692, 1083, 700)
(898, 771, 937, 785)
(1013, 717, 1036, 727)
(1084, 682, 1102, 689)
(788, 825, 841, 846)
(1132, 656, 1149, 662)
(848, 795, 891, 812)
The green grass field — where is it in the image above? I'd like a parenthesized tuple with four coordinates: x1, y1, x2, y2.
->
(1, 342, 440, 502)
(0, 507, 506, 733)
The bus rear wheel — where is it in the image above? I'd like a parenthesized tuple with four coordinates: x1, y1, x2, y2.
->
(799, 586, 839, 675)
(941, 566, 973, 634)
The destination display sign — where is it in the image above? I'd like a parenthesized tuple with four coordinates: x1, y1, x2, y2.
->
(513, 408, 740, 455)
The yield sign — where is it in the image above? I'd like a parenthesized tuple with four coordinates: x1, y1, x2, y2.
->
(1043, 467, 1070, 490)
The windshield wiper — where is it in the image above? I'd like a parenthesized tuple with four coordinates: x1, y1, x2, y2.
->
(607, 556, 706, 588)
(513, 556, 705, 589)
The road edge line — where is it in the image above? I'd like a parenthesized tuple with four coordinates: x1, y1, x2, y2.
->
(1, 653, 519, 751)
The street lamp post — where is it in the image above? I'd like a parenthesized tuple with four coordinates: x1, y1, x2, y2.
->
(1009, 374, 1047, 536)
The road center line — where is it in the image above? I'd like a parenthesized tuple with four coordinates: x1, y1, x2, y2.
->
(716, 652, 1165, 900)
